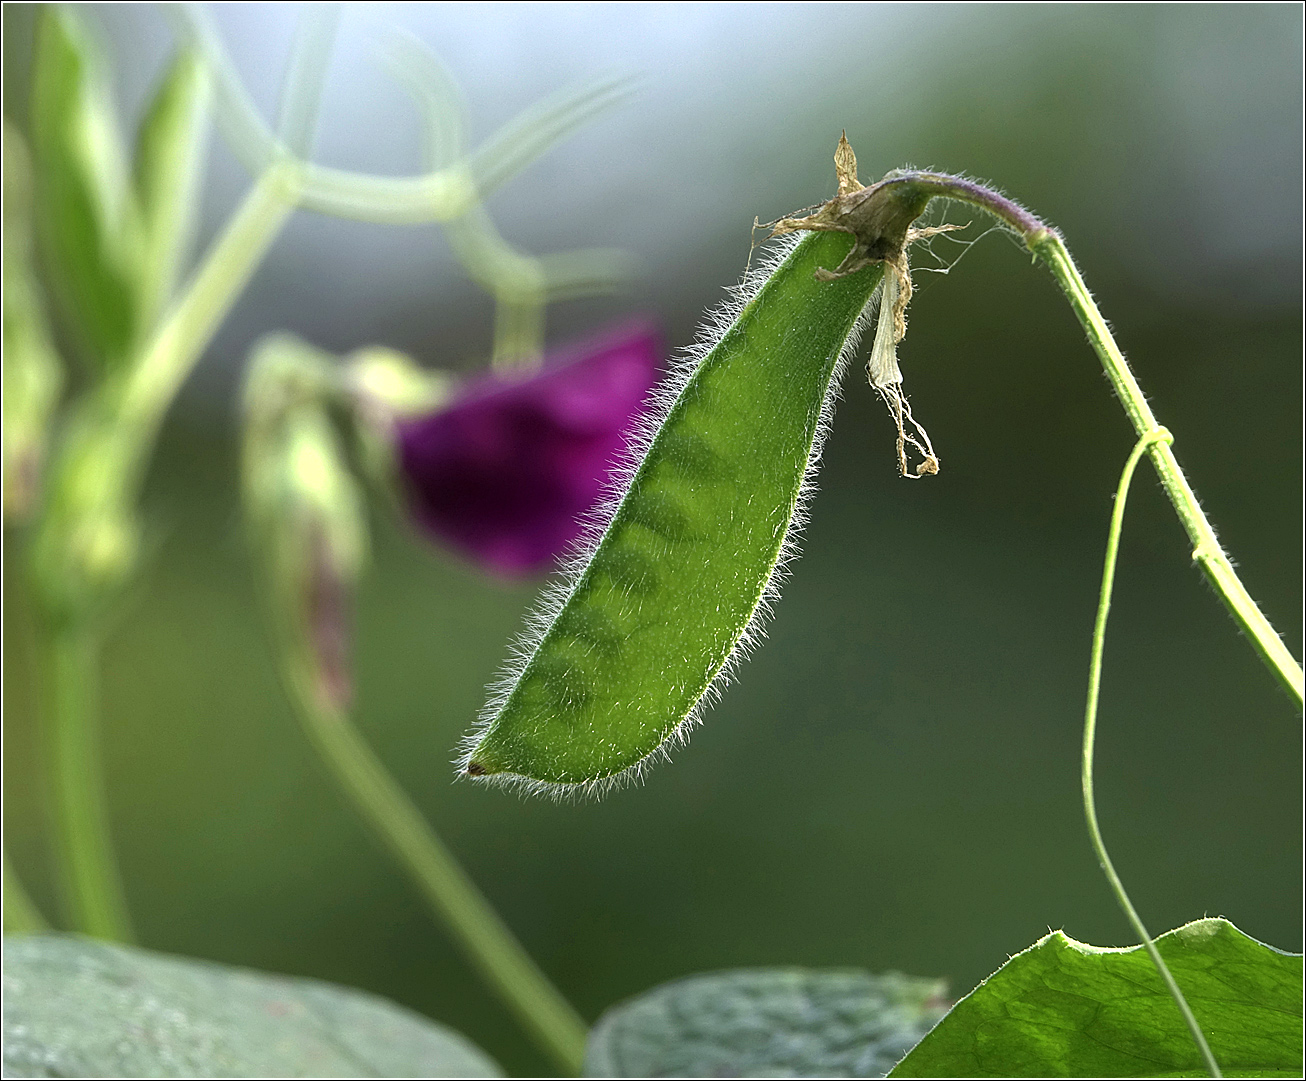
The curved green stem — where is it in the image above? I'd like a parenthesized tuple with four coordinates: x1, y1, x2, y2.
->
(42, 621, 131, 940)
(1034, 234, 1301, 702)
(1082, 427, 1221, 1078)
(278, 645, 588, 1074)
(894, 172, 1302, 703)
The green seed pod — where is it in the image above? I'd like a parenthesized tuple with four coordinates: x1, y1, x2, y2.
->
(29, 5, 140, 373)
(460, 229, 884, 795)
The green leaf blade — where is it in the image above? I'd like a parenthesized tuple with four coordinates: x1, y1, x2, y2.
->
(1, 933, 502, 1078)
(890, 918, 1304, 1078)
(29, 5, 139, 373)
(584, 968, 949, 1078)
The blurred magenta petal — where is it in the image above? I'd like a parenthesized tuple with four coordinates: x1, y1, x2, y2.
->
(397, 320, 661, 577)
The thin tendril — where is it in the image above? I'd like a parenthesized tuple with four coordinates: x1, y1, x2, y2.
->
(1083, 426, 1222, 1079)
(276, 2, 340, 160)
(166, 2, 636, 224)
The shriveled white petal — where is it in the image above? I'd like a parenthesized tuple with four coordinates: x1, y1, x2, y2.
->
(867, 267, 903, 387)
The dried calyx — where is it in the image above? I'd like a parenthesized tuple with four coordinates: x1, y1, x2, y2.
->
(770, 134, 974, 478)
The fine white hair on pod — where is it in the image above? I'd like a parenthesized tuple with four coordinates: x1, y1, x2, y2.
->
(455, 232, 883, 800)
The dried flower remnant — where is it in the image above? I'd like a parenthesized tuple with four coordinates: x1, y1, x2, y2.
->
(397, 321, 661, 577)
(772, 134, 962, 477)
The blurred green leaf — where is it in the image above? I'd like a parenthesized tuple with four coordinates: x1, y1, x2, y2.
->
(3, 118, 63, 521)
(584, 968, 949, 1078)
(28, 5, 139, 372)
(133, 47, 210, 331)
(890, 918, 1303, 1078)
(1, 933, 502, 1078)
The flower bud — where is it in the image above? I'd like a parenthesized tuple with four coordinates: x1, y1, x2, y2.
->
(243, 336, 367, 710)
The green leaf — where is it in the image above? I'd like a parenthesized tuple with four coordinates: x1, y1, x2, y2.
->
(890, 918, 1304, 1078)
(29, 5, 140, 372)
(133, 47, 210, 330)
(584, 968, 949, 1078)
(1, 934, 502, 1078)
(3, 119, 64, 521)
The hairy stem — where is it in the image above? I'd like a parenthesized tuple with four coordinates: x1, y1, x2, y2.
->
(895, 172, 1302, 703)
(1035, 234, 1301, 700)
(278, 646, 588, 1074)
(42, 621, 131, 940)
(1082, 428, 1221, 1078)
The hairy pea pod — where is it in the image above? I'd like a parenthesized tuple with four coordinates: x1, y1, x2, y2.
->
(460, 229, 884, 794)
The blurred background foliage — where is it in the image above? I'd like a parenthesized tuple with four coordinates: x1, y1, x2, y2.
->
(3, 4, 1300, 1076)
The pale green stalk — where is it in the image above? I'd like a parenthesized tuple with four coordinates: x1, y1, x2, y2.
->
(1082, 427, 1221, 1078)
(276, 641, 588, 1074)
(36, 168, 296, 938)
(114, 165, 296, 468)
(243, 336, 588, 1069)
(42, 623, 131, 939)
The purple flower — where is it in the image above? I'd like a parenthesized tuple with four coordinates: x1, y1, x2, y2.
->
(396, 320, 661, 578)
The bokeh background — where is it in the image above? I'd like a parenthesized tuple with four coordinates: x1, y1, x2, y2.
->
(4, 3, 1301, 1075)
